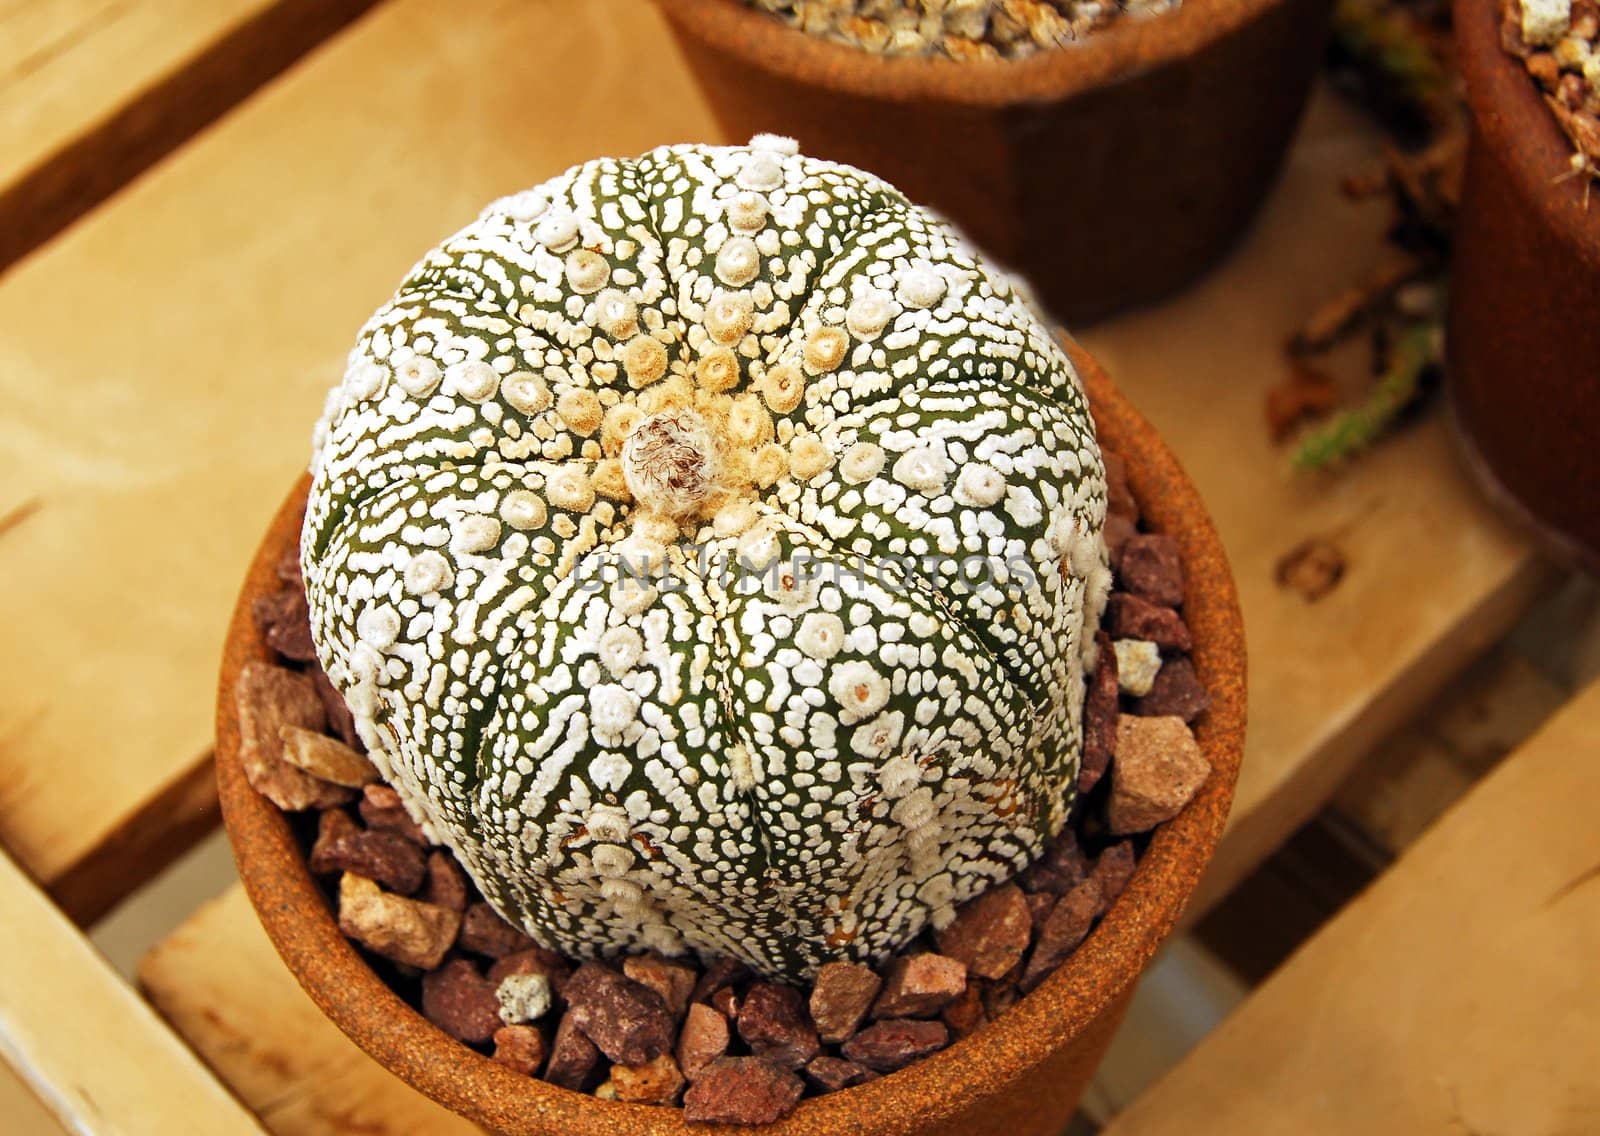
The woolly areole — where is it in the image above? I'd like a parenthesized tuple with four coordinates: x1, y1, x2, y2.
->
(303, 136, 1110, 978)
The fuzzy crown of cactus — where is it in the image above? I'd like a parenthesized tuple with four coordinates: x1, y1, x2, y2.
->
(303, 135, 1110, 979)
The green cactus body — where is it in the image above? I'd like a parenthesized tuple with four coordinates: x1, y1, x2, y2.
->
(303, 136, 1109, 979)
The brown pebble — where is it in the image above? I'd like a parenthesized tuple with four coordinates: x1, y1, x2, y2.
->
(934, 883, 1031, 981)
(337, 873, 458, 969)
(804, 1055, 879, 1094)
(310, 819, 426, 895)
(236, 662, 350, 812)
(309, 665, 362, 751)
(278, 725, 377, 787)
(1025, 891, 1056, 935)
(624, 954, 698, 1020)
(359, 783, 429, 844)
(683, 1057, 805, 1125)
(1022, 878, 1103, 992)
(1107, 592, 1193, 652)
(1135, 657, 1212, 724)
(808, 961, 881, 1044)
(563, 962, 675, 1065)
(842, 1019, 949, 1072)
(981, 973, 1021, 1020)
(1019, 829, 1089, 896)
(691, 956, 749, 1005)
(545, 1011, 602, 1091)
(738, 982, 821, 1069)
(1092, 841, 1138, 908)
(491, 1024, 546, 1076)
(459, 902, 532, 958)
(1102, 450, 1138, 520)
(940, 983, 988, 1041)
(1108, 715, 1211, 835)
(1120, 533, 1184, 607)
(872, 954, 967, 1019)
(264, 588, 316, 661)
(607, 1053, 687, 1105)
(710, 985, 741, 1021)
(1104, 513, 1138, 570)
(677, 1002, 731, 1080)
(420, 850, 470, 912)
(1079, 631, 1119, 794)
(422, 957, 502, 1044)
(1529, 50, 1561, 83)
(488, 945, 572, 996)
(274, 539, 303, 585)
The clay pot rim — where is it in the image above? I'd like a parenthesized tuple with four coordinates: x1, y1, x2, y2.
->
(216, 339, 1246, 1136)
(1455, 0, 1600, 263)
(654, 0, 1285, 107)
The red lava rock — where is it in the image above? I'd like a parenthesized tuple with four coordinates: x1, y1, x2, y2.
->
(1025, 891, 1057, 934)
(624, 954, 698, 1020)
(981, 977, 1020, 1021)
(1107, 592, 1193, 652)
(1022, 878, 1104, 992)
(737, 982, 821, 1069)
(677, 1002, 731, 1080)
(309, 665, 362, 751)
(682, 1057, 805, 1125)
(807, 961, 881, 1044)
(1120, 533, 1185, 608)
(459, 902, 533, 958)
(545, 1011, 602, 1091)
(235, 662, 349, 812)
(1102, 450, 1138, 520)
(1079, 631, 1119, 794)
(872, 954, 967, 1019)
(934, 883, 1031, 981)
(1107, 715, 1211, 835)
(710, 986, 741, 1021)
(359, 783, 428, 844)
(309, 818, 426, 895)
(563, 962, 676, 1065)
(1135, 657, 1212, 724)
(421, 957, 503, 1044)
(607, 1054, 687, 1105)
(804, 1055, 879, 1093)
(337, 873, 459, 969)
(264, 587, 316, 662)
(842, 1019, 949, 1072)
(1092, 840, 1138, 908)
(1019, 829, 1090, 896)
(489, 946, 572, 997)
(274, 539, 303, 585)
(420, 850, 470, 912)
(491, 1024, 546, 1076)
(691, 956, 748, 1005)
(940, 983, 988, 1041)
(1105, 513, 1138, 570)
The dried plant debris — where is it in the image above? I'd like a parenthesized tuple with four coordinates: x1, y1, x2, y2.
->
(742, 0, 1178, 60)
(1501, 0, 1600, 187)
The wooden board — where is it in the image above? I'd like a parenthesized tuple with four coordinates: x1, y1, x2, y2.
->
(0, 848, 263, 1135)
(139, 886, 477, 1136)
(0, 0, 379, 273)
(1078, 94, 1550, 917)
(1105, 678, 1600, 1135)
(0, 0, 718, 923)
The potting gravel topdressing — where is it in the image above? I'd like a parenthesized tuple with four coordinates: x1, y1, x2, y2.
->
(1502, 0, 1600, 180)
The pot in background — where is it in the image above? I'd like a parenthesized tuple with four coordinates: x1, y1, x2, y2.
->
(654, 0, 1332, 325)
(216, 342, 1246, 1136)
(1450, 0, 1600, 572)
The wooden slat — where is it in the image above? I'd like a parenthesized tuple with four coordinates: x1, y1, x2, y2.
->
(1078, 93, 1550, 918)
(0, 0, 718, 922)
(0, 0, 379, 272)
(1105, 679, 1600, 1135)
(139, 886, 476, 1136)
(0, 848, 264, 1135)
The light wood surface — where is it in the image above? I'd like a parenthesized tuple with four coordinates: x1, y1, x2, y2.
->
(139, 886, 477, 1136)
(0, 0, 717, 923)
(0, 847, 263, 1135)
(1106, 678, 1600, 1135)
(1079, 95, 1549, 916)
(0, 0, 376, 271)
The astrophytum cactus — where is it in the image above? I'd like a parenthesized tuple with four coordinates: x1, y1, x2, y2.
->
(303, 136, 1110, 979)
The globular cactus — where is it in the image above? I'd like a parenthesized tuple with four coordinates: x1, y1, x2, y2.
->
(304, 136, 1109, 979)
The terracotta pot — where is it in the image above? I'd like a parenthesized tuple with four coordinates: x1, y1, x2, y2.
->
(217, 341, 1246, 1136)
(1450, 0, 1600, 572)
(653, 0, 1331, 325)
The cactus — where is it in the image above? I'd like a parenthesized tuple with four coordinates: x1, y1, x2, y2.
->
(303, 136, 1109, 978)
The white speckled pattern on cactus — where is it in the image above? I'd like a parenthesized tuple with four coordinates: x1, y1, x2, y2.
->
(302, 137, 1109, 978)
